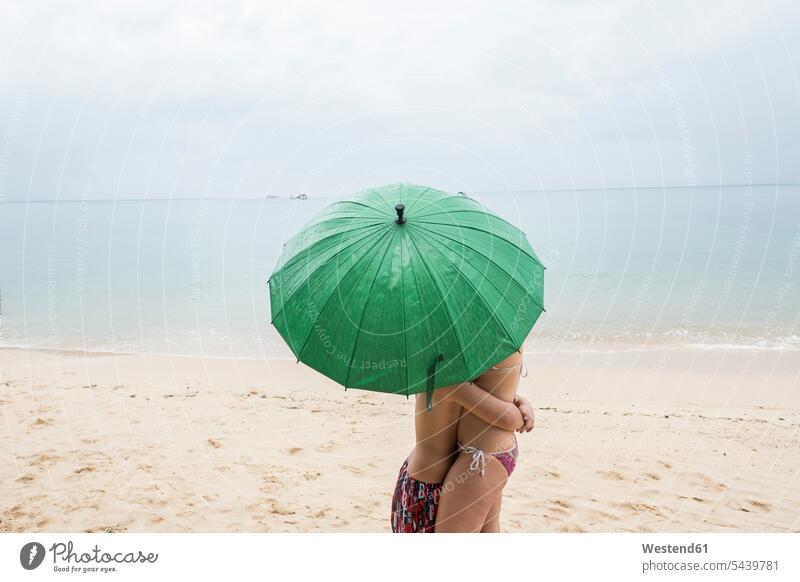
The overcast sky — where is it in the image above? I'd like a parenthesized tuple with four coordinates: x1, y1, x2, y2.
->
(1, 0, 798, 200)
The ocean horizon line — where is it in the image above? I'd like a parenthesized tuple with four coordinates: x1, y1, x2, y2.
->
(1, 181, 796, 204)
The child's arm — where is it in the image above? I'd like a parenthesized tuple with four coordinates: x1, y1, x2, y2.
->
(447, 382, 523, 431)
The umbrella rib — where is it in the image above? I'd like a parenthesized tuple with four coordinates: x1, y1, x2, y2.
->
(343, 229, 398, 389)
(416, 230, 545, 310)
(270, 227, 386, 323)
(411, 228, 520, 347)
(403, 186, 431, 215)
(405, 228, 472, 377)
(271, 220, 388, 280)
(292, 227, 394, 361)
(404, 231, 443, 377)
(412, 221, 544, 269)
(369, 186, 394, 210)
(419, 228, 544, 312)
(329, 199, 389, 217)
(399, 233, 409, 396)
(415, 207, 527, 235)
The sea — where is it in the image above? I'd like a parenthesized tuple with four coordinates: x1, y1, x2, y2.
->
(1, 185, 798, 358)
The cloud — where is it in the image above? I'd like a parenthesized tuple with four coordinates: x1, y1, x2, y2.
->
(0, 0, 798, 200)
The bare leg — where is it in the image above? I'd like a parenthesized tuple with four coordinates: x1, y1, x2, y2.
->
(481, 494, 502, 533)
(435, 453, 507, 532)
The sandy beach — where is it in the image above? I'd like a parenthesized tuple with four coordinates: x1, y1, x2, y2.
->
(1, 346, 798, 533)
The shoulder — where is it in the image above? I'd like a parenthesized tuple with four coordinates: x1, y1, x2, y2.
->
(494, 350, 522, 368)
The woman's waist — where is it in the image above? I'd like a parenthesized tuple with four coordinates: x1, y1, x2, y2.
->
(456, 424, 517, 453)
(407, 445, 458, 483)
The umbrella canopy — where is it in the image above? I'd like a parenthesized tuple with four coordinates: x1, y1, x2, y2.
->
(268, 183, 544, 406)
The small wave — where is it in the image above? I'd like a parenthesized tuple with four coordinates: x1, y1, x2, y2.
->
(3, 326, 799, 358)
(528, 328, 800, 352)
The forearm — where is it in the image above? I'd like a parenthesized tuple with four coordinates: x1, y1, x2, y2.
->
(449, 383, 523, 431)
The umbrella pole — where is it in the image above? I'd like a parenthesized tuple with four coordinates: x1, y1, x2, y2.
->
(425, 354, 444, 410)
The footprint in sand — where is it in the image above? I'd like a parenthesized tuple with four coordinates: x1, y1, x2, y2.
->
(15, 474, 35, 483)
(340, 464, 365, 475)
(262, 470, 286, 486)
(643, 472, 661, 481)
(32, 417, 55, 427)
(85, 524, 126, 533)
(285, 447, 303, 455)
(74, 465, 96, 474)
(747, 500, 772, 512)
(303, 471, 321, 481)
(597, 469, 627, 481)
(311, 508, 330, 519)
(679, 495, 706, 503)
(546, 505, 569, 515)
(584, 509, 619, 523)
(6, 504, 27, 519)
(688, 473, 727, 492)
(269, 502, 296, 516)
(619, 502, 667, 517)
(61, 505, 85, 517)
(207, 438, 223, 449)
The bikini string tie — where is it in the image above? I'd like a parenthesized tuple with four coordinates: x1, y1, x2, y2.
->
(462, 446, 486, 476)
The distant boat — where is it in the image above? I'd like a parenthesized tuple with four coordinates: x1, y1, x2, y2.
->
(291, 193, 308, 200)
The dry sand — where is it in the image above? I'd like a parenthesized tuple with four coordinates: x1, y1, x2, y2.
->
(1, 346, 798, 532)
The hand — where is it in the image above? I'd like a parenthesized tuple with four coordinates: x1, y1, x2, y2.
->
(514, 396, 535, 432)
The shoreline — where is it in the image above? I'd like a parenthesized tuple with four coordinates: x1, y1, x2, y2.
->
(3, 333, 800, 361)
(1, 346, 798, 532)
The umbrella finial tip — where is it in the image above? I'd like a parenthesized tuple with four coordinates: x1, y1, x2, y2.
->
(395, 203, 406, 225)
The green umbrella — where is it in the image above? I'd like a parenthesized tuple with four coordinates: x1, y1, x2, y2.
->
(268, 183, 544, 407)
